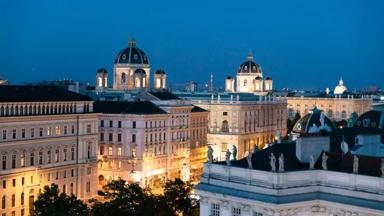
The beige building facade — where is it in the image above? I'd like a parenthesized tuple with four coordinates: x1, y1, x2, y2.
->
(287, 96, 372, 121)
(0, 86, 98, 216)
(176, 92, 287, 161)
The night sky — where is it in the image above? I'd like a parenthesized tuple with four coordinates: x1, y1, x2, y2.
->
(1, 0, 383, 90)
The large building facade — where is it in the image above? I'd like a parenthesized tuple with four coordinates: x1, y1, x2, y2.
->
(287, 96, 372, 121)
(94, 92, 208, 188)
(175, 92, 287, 161)
(0, 86, 98, 216)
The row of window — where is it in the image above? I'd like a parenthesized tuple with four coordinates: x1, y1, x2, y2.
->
(1, 125, 75, 141)
(100, 133, 135, 143)
(100, 120, 128, 128)
(210, 203, 263, 216)
(0, 102, 91, 117)
(1, 148, 76, 170)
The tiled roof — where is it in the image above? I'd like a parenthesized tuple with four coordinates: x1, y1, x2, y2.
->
(93, 101, 166, 115)
(0, 85, 91, 102)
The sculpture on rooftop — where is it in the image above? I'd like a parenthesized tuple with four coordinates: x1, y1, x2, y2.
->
(253, 144, 259, 154)
(246, 152, 253, 169)
(232, 145, 237, 160)
(322, 152, 328, 170)
(270, 153, 276, 172)
(225, 149, 231, 166)
(353, 155, 359, 174)
(341, 138, 349, 155)
(207, 146, 213, 163)
(278, 154, 285, 172)
(277, 131, 282, 143)
(309, 154, 315, 169)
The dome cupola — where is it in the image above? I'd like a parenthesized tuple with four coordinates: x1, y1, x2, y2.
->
(114, 34, 149, 65)
(237, 51, 262, 74)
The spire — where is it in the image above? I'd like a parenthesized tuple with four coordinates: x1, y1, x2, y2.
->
(128, 32, 136, 47)
(339, 77, 344, 86)
(247, 50, 253, 61)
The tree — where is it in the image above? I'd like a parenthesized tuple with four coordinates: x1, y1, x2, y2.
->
(91, 179, 158, 216)
(163, 178, 199, 216)
(33, 184, 89, 216)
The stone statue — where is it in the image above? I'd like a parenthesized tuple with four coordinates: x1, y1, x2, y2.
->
(353, 155, 359, 174)
(278, 154, 285, 172)
(207, 146, 213, 163)
(225, 149, 231, 166)
(277, 131, 282, 143)
(321, 152, 328, 170)
(309, 154, 315, 169)
(270, 153, 276, 172)
(253, 144, 259, 154)
(246, 152, 253, 169)
(232, 145, 237, 161)
(320, 112, 325, 128)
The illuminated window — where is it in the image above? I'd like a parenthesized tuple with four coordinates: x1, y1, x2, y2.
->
(47, 127, 51, 136)
(20, 153, 25, 167)
(55, 126, 61, 135)
(117, 147, 122, 156)
(108, 147, 113, 156)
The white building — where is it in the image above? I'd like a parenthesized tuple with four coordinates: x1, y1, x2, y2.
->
(196, 109, 384, 216)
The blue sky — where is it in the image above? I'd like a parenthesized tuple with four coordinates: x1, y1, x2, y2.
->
(0, 0, 383, 90)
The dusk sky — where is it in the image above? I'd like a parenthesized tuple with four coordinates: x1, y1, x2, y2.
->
(1, 0, 383, 90)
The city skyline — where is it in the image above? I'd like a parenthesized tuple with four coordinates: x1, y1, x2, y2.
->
(1, 0, 384, 90)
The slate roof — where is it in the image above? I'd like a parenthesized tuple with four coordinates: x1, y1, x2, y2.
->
(0, 85, 92, 102)
(93, 101, 166, 115)
(191, 106, 208, 113)
(149, 91, 179, 100)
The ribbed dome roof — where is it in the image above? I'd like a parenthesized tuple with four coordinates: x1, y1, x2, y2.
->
(292, 107, 336, 134)
(96, 68, 108, 74)
(155, 69, 166, 75)
(237, 51, 262, 74)
(115, 36, 149, 65)
(353, 110, 384, 130)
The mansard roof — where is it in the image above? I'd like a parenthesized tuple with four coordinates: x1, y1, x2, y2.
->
(0, 85, 92, 102)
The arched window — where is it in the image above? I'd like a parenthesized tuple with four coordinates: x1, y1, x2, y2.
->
(121, 73, 126, 84)
(243, 79, 247, 86)
(341, 110, 347, 119)
(221, 120, 229, 132)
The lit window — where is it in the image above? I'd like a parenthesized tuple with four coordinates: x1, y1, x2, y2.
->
(55, 126, 61, 135)
(117, 147, 122, 156)
(108, 147, 113, 156)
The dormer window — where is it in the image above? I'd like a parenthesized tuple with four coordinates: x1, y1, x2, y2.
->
(122, 54, 126, 60)
(134, 54, 138, 60)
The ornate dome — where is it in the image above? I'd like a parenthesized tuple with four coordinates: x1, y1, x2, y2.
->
(292, 107, 336, 134)
(237, 51, 262, 74)
(334, 78, 347, 94)
(353, 110, 384, 130)
(96, 68, 108, 74)
(115, 36, 149, 65)
(155, 69, 166, 75)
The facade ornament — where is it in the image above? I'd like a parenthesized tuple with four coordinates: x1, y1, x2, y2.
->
(278, 154, 285, 172)
(321, 152, 328, 170)
(353, 155, 359, 174)
(340, 136, 349, 154)
(269, 153, 276, 172)
(309, 154, 315, 169)
(232, 145, 237, 160)
(207, 146, 213, 163)
(246, 152, 253, 169)
(225, 149, 231, 166)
